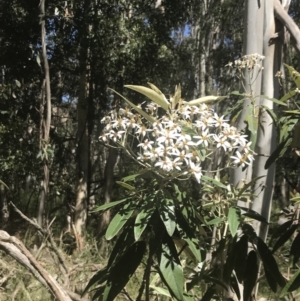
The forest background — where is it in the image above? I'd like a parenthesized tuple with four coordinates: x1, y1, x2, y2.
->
(1, 0, 300, 301)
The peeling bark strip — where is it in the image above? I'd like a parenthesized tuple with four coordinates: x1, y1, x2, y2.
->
(0, 230, 72, 301)
(274, 0, 300, 54)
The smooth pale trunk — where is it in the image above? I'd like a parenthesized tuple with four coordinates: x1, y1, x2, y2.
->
(251, 0, 277, 241)
(231, 0, 264, 188)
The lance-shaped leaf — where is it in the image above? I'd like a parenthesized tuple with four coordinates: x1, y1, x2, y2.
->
(183, 95, 226, 106)
(172, 84, 182, 109)
(150, 285, 172, 297)
(238, 206, 268, 224)
(290, 231, 300, 266)
(125, 84, 170, 111)
(228, 207, 240, 237)
(109, 88, 155, 123)
(134, 205, 155, 241)
(269, 220, 293, 246)
(243, 251, 258, 301)
(234, 235, 248, 283)
(245, 103, 258, 150)
(115, 181, 135, 191)
(230, 274, 241, 300)
(159, 198, 176, 237)
(107, 223, 135, 268)
(102, 241, 146, 301)
(201, 175, 228, 190)
(82, 267, 108, 297)
(265, 138, 291, 169)
(223, 236, 238, 282)
(280, 90, 296, 103)
(280, 269, 300, 297)
(257, 238, 286, 288)
(91, 197, 130, 213)
(106, 205, 135, 240)
(272, 224, 298, 254)
(159, 235, 184, 301)
(200, 287, 216, 301)
(264, 267, 278, 293)
(260, 94, 287, 106)
(237, 176, 265, 197)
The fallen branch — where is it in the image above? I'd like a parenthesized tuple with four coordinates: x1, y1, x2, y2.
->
(0, 230, 72, 301)
(10, 201, 69, 273)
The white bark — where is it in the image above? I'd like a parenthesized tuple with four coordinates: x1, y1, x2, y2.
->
(251, 0, 277, 241)
(231, 0, 264, 187)
(274, 0, 300, 53)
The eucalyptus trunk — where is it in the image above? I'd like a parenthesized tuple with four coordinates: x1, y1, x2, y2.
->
(37, 0, 51, 227)
(74, 0, 92, 250)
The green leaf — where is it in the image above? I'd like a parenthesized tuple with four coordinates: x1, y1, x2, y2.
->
(280, 90, 296, 103)
(257, 237, 286, 288)
(200, 287, 216, 301)
(272, 224, 298, 253)
(159, 237, 184, 301)
(290, 231, 300, 266)
(265, 138, 290, 169)
(105, 206, 134, 240)
(260, 94, 287, 106)
(230, 274, 241, 300)
(122, 170, 148, 182)
(234, 235, 248, 283)
(237, 176, 265, 197)
(134, 205, 155, 240)
(230, 91, 246, 96)
(109, 88, 155, 123)
(238, 206, 268, 224)
(107, 223, 135, 268)
(223, 236, 238, 282)
(228, 207, 240, 237)
(245, 103, 258, 149)
(263, 105, 278, 126)
(115, 181, 135, 191)
(283, 110, 300, 115)
(269, 220, 293, 245)
(184, 237, 201, 262)
(265, 267, 277, 293)
(150, 285, 172, 297)
(280, 269, 300, 297)
(159, 199, 176, 237)
(243, 251, 258, 301)
(102, 241, 146, 301)
(125, 84, 170, 111)
(201, 175, 228, 190)
(82, 267, 108, 297)
(183, 95, 226, 106)
(206, 217, 226, 226)
(91, 198, 130, 213)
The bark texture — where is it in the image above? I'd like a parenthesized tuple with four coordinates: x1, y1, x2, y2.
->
(37, 0, 52, 226)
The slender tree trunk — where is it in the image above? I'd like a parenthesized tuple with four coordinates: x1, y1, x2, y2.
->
(231, 0, 264, 189)
(74, 42, 89, 250)
(37, 0, 51, 227)
(74, 0, 91, 249)
(0, 183, 9, 228)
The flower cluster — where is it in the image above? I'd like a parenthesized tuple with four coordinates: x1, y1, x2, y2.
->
(226, 53, 265, 71)
(99, 93, 254, 183)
